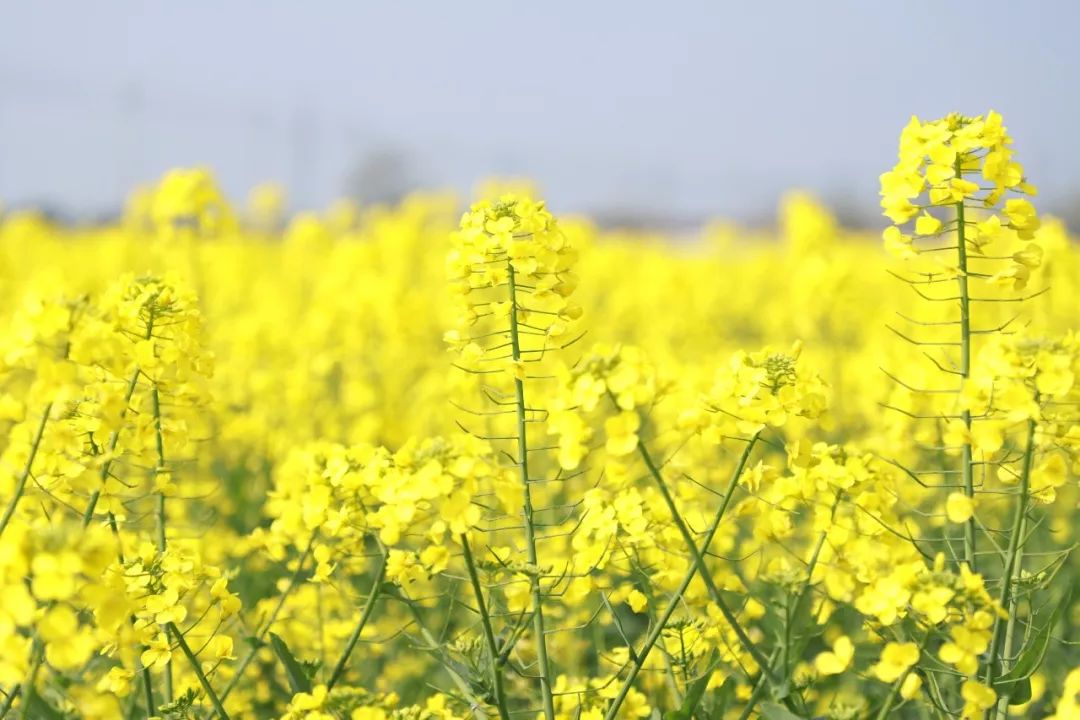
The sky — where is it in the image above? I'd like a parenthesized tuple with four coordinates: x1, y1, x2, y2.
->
(1, 0, 1078, 223)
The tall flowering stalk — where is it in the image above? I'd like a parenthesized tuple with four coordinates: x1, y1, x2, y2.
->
(881, 111, 1041, 570)
(446, 195, 580, 719)
(878, 112, 1074, 717)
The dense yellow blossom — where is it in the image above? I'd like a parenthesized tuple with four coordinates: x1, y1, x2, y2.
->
(0, 112, 1077, 719)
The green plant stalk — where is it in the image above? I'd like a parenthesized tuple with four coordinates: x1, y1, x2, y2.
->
(461, 535, 513, 720)
(68, 365, 158, 712)
(734, 648, 781, 720)
(80, 515, 158, 718)
(81, 366, 144, 527)
(874, 669, 912, 720)
(165, 622, 231, 720)
(150, 384, 174, 705)
(505, 262, 555, 720)
(789, 498, 839, 618)
(400, 596, 490, 719)
(603, 433, 759, 720)
(924, 671, 951, 720)
(735, 680, 768, 720)
(0, 684, 18, 719)
(778, 501, 838, 706)
(100, 556, 159, 717)
(986, 416, 1037, 712)
(17, 641, 43, 720)
(220, 541, 315, 702)
(954, 156, 976, 571)
(780, 594, 791, 683)
(634, 435, 780, 689)
(875, 633, 931, 720)
(0, 405, 52, 540)
(326, 551, 388, 691)
(0, 332, 77, 540)
(140, 663, 156, 720)
(151, 386, 168, 554)
(317, 581, 326, 672)
(995, 601, 1022, 719)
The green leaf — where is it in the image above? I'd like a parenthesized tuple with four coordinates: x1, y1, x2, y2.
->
(994, 590, 1070, 699)
(270, 631, 313, 694)
(23, 690, 66, 720)
(759, 701, 805, 720)
(662, 666, 712, 720)
(1007, 676, 1032, 705)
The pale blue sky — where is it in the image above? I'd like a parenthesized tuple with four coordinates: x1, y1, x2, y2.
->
(1, 0, 1077, 221)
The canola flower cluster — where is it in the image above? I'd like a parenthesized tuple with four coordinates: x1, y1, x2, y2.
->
(0, 112, 1078, 720)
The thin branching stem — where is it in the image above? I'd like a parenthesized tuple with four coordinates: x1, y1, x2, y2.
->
(461, 534, 513, 720)
(0, 405, 51, 539)
(954, 156, 977, 571)
(16, 641, 43, 720)
(603, 433, 760, 720)
(398, 595, 490, 719)
(986, 414, 1036, 714)
(150, 383, 173, 704)
(0, 685, 18, 719)
(635, 434, 781, 689)
(81, 366, 144, 526)
(326, 549, 388, 691)
(220, 540, 316, 702)
(506, 262, 555, 720)
(735, 648, 781, 720)
(140, 664, 155, 720)
(166, 622, 231, 720)
(875, 632, 931, 720)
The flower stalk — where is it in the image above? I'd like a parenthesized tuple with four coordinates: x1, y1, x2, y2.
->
(506, 262, 555, 720)
(166, 622, 231, 720)
(954, 155, 977, 572)
(461, 534, 512, 720)
(603, 432, 760, 720)
(985, 414, 1037, 710)
(326, 550, 388, 691)
(0, 405, 51, 539)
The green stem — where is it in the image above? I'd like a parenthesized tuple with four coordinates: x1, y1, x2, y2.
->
(165, 622, 230, 720)
(152, 386, 168, 553)
(954, 156, 976, 571)
(506, 262, 555, 720)
(326, 551, 388, 691)
(150, 384, 173, 704)
(400, 596, 489, 719)
(995, 608, 1021, 719)
(17, 642, 43, 720)
(0, 405, 52, 539)
(780, 494, 842, 704)
(0, 685, 19, 719)
(0, 332, 76, 540)
(875, 670, 910, 720)
(875, 633, 931, 720)
(923, 669, 951, 720)
(603, 434, 759, 720)
(635, 435, 779, 688)
(220, 541, 315, 702)
(985, 415, 1037, 712)
(81, 367, 143, 527)
(735, 650, 779, 720)
(140, 663, 156, 720)
(780, 594, 791, 680)
(461, 535, 513, 720)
